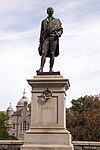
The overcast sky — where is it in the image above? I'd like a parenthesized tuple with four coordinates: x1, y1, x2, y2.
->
(0, 0, 100, 110)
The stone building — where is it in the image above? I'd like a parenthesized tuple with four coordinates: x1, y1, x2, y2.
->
(6, 90, 31, 140)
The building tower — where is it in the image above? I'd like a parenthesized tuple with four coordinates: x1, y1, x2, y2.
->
(6, 103, 14, 128)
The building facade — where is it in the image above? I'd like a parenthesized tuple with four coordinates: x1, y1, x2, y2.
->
(6, 90, 31, 140)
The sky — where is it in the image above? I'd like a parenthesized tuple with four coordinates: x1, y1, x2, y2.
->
(0, 0, 100, 110)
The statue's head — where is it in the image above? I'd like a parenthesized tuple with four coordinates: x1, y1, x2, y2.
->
(47, 7, 54, 17)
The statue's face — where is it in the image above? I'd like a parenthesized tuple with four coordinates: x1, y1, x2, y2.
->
(47, 7, 54, 17)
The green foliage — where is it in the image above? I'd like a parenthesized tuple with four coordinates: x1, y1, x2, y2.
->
(0, 112, 17, 140)
(0, 112, 9, 140)
(66, 95, 100, 141)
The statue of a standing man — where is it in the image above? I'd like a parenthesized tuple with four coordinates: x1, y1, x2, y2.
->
(37, 7, 63, 72)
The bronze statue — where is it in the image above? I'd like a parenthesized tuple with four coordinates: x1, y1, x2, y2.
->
(37, 7, 63, 72)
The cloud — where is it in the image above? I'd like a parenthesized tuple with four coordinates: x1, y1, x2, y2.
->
(0, 0, 100, 110)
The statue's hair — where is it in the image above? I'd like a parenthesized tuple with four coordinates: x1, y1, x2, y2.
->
(47, 7, 54, 13)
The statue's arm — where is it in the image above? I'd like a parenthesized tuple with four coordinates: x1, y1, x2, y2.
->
(38, 21, 44, 56)
(39, 21, 44, 43)
(56, 19, 63, 37)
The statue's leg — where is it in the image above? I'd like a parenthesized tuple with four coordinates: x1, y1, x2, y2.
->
(50, 54, 55, 72)
(39, 54, 46, 72)
(49, 37, 57, 72)
(38, 38, 49, 72)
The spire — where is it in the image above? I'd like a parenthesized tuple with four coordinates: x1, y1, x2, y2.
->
(7, 102, 13, 111)
(10, 102, 11, 107)
(23, 88, 26, 98)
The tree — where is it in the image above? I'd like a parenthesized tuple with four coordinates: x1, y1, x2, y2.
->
(66, 95, 100, 141)
(0, 112, 9, 139)
(0, 112, 17, 140)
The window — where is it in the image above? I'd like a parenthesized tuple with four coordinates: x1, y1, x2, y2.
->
(27, 123, 29, 130)
(23, 121, 27, 130)
(12, 133, 15, 136)
(20, 121, 29, 131)
(20, 122, 22, 130)
(12, 123, 15, 129)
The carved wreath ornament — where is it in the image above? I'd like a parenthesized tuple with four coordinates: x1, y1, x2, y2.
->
(42, 88, 52, 100)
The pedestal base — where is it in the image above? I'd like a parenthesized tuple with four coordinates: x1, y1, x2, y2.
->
(21, 145, 73, 150)
(21, 129, 73, 150)
(21, 73, 73, 150)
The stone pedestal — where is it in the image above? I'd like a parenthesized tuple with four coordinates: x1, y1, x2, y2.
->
(21, 72, 73, 150)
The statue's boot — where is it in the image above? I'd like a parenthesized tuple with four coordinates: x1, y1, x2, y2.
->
(37, 68, 43, 72)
